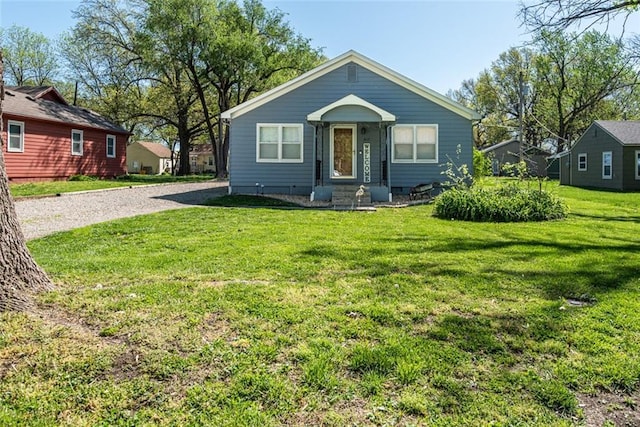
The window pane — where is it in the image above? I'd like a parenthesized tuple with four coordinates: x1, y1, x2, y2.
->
(416, 126, 436, 143)
(73, 132, 81, 142)
(282, 126, 300, 143)
(416, 143, 436, 160)
(393, 127, 413, 144)
(9, 123, 21, 136)
(394, 143, 413, 160)
(282, 143, 301, 160)
(259, 126, 278, 143)
(637, 153, 640, 177)
(8, 123, 22, 150)
(259, 143, 278, 159)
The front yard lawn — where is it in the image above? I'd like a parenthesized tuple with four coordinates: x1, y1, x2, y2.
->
(9, 174, 215, 198)
(1, 182, 639, 425)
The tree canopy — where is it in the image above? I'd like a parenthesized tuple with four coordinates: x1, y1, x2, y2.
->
(452, 29, 639, 152)
(61, 0, 324, 176)
(520, 0, 640, 32)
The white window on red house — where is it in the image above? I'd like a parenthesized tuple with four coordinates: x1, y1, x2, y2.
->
(106, 135, 116, 158)
(7, 120, 25, 153)
(72, 130, 83, 156)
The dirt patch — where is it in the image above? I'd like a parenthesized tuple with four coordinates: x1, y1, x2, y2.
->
(578, 390, 639, 426)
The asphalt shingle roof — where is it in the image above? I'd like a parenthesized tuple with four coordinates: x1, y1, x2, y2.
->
(596, 120, 640, 146)
(136, 141, 172, 158)
(3, 86, 128, 134)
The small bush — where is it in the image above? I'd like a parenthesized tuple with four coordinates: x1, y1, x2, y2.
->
(473, 148, 492, 178)
(68, 175, 99, 181)
(433, 183, 567, 222)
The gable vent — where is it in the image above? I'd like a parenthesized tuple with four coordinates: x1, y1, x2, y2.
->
(347, 64, 358, 83)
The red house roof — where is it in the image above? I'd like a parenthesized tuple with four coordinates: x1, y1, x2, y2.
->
(3, 86, 128, 134)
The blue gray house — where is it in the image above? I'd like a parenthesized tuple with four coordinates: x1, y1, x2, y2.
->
(221, 50, 481, 202)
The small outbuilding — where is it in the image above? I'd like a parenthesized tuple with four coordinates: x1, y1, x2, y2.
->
(126, 141, 173, 175)
(2, 86, 129, 182)
(481, 138, 553, 177)
(564, 121, 640, 190)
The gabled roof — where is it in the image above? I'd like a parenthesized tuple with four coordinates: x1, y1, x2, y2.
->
(594, 120, 640, 146)
(135, 141, 172, 158)
(480, 138, 518, 153)
(307, 94, 396, 122)
(221, 50, 481, 121)
(481, 138, 553, 157)
(190, 144, 213, 155)
(3, 86, 128, 134)
(9, 86, 68, 105)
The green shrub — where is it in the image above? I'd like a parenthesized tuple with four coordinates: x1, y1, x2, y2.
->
(473, 148, 492, 178)
(68, 175, 99, 181)
(433, 183, 567, 222)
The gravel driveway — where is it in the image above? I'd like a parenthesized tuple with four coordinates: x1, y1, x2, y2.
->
(16, 181, 228, 240)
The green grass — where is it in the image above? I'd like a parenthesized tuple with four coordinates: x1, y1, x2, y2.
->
(1, 181, 639, 425)
(9, 174, 215, 198)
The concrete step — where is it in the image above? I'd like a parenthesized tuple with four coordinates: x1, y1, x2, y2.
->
(332, 185, 372, 207)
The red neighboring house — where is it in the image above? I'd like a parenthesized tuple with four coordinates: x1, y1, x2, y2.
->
(2, 86, 129, 182)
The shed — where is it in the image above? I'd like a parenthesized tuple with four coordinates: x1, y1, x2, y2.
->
(481, 138, 553, 177)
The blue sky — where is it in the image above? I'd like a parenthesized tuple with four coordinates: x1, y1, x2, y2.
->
(2, 1, 637, 94)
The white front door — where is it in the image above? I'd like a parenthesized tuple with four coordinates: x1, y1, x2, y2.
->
(331, 124, 356, 179)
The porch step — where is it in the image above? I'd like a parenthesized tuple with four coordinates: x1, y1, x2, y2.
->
(332, 185, 372, 208)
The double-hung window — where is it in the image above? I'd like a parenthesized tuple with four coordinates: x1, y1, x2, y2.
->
(106, 135, 116, 158)
(256, 124, 303, 163)
(71, 130, 83, 156)
(602, 151, 612, 179)
(7, 120, 25, 153)
(577, 153, 587, 171)
(392, 124, 438, 163)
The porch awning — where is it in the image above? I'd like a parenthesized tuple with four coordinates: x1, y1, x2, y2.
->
(306, 94, 396, 123)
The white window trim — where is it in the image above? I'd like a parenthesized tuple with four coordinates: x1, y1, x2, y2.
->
(7, 120, 25, 153)
(577, 153, 587, 171)
(391, 124, 438, 163)
(106, 134, 116, 158)
(330, 124, 357, 179)
(256, 123, 304, 163)
(636, 150, 640, 180)
(71, 129, 83, 156)
(602, 151, 612, 179)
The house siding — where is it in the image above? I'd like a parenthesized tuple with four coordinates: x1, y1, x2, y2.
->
(622, 145, 640, 190)
(3, 115, 127, 181)
(570, 124, 624, 190)
(127, 143, 169, 174)
(229, 62, 474, 195)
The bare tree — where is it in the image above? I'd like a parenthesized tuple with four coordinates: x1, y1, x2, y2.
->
(0, 51, 54, 312)
(520, 0, 640, 32)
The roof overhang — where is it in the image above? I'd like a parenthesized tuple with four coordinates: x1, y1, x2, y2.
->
(306, 94, 396, 123)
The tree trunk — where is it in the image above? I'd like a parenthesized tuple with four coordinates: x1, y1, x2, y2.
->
(0, 51, 54, 312)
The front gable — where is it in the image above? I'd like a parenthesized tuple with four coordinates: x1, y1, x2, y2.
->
(222, 50, 480, 122)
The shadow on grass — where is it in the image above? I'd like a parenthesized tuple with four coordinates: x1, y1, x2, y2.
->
(152, 187, 229, 206)
(203, 195, 303, 208)
(298, 232, 640, 302)
(570, 212, 640, 223)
